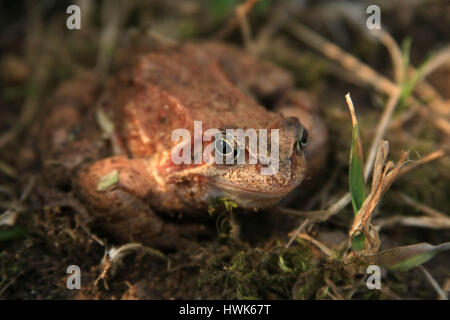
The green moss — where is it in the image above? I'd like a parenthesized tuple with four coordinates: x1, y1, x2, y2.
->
(199, 244, 313, 299)
(208, 197, 238, 215)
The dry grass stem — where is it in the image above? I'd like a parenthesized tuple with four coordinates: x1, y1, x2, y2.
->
(324, 275, 344, 300)
(96, 0, 133, 77)
(216, 0, 260, 41)
(421, 45, 450, 79)
(370, 29, 404, 83)
(397, 192, 448, 219)
(419, 266, 448, 300)
(285, 218, 309, 248)
(364, 90, 402, 180)
(278, 193, 352, 223)
(375, 215, 450, 230)
(399, 149, 447, 176)
(296, 233, 332, 257)
(0, 59, 49, 149)
(236, 1, 254, 52)
(286, 21, 450, 136)
(286, 21, 398, 96)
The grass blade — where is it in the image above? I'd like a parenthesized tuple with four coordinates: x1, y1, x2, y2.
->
(0, 227, 26, 242)
(345, 93, 366, 214)
(346, 93, 366, 252)
(365, 242, 450, 271)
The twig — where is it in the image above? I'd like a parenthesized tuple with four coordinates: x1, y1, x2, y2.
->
(285, 21, 398, 96)
(0, 160, 16, 178)
(278, 193, 352, 223)
(398, 149, 447, 176)
(380, 287, 402, 300)
(236, 1, 254, 52)
(287, 21, 404, 179)
(370, 30, 403, 83)
(296, 233, 333, 257)
(0, 175, 36, 226)
(216, 0, 260, 41)
(419, 266, 448, 300)
(364, 90, 401, 181)
(375, 215, 450, 230)
(397, 192, 448, 219)
(0, 58, 49, 150)
(0, 2, 49, 149)
(408, 68, 447, 114)
(96, 0, 133, 77)
(285, 218, 309, 248)
(74, 214, 105, 247)
(253, 1, 293, 56)
(421, 45, 450, 79)
(0, 272, 24, 297)
(285, 21, 450, 137)
(324, 275, 344, 300)
(46, 194, 106, 246)
(345, 276, 366, 299)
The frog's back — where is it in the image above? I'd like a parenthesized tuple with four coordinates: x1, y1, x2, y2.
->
(104, 43, 284, 158)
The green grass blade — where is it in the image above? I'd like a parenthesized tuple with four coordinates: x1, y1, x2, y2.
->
(0, 227, 27, 242)
(346, 94, 366, 215)
(351, 233, 366, 252)
(401, 37, 412, 80)
(398, 54, 431, 111)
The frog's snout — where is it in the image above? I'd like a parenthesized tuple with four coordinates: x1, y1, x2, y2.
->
(295, 125, 308, 153)
(280, 116, 309, 156)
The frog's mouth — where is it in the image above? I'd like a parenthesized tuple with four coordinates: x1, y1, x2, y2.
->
(208, 179, 294, 208)
(205, 150, 306, 208)
(213, 180, 290, 197)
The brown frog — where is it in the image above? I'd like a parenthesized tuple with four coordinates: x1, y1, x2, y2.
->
(39, 41, 326, 248)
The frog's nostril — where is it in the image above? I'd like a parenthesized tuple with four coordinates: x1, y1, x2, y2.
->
(295, 126, 308, 153)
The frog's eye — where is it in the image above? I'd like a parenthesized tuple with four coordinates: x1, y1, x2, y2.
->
(295, 126, 308, 153)
(214, 137, 239, 161)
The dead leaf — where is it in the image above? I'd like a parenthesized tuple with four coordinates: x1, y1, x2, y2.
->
(349, 140, 409, 253)
(0, 209, 18, 226)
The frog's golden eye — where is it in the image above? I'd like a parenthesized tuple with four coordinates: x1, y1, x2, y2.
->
(214, 137, 239, 160)
(296, 126, 308, 153)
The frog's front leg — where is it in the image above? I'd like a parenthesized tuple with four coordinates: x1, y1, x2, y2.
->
(76, 156, 207, 249)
